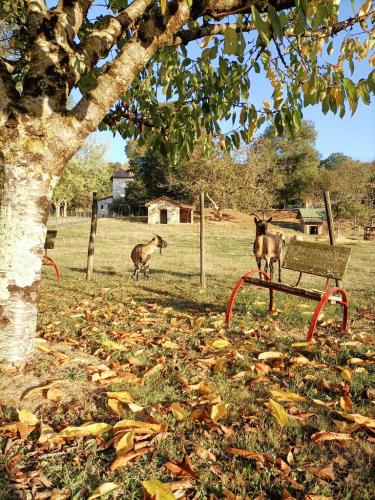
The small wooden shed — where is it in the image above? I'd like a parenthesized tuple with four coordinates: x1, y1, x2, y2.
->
(298, 208, 326, 235)
(146, 196, 194, 224)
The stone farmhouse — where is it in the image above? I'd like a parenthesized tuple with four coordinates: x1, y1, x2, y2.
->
(146, 196, 195, 224)
(98, 165, 133, 216)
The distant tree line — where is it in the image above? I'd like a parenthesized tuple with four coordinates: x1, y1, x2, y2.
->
(124, 121, 375, 221)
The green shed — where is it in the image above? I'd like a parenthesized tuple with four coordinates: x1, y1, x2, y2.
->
(297, 208, 326, 235)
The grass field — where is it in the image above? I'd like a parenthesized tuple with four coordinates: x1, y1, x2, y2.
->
(0, 216, 374, 499)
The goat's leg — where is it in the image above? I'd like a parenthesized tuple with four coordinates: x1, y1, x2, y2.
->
(278, 256, 282, 283)
(269, 259, 274, 281)
(257, 258, 262, 280)
(144, 263, 150, 279)
(133, 264, 141, 281)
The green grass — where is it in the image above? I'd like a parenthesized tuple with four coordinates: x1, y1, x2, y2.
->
(0, 217, 374, 499)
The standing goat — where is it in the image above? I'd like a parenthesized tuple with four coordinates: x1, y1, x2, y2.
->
(252, 214, 283, 282)
(131, 234, 167, 280)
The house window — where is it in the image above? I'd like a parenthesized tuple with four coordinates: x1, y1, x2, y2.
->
(101, 205, 104, 209)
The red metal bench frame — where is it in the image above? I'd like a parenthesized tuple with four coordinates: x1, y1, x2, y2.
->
(225, 269, 348, 341)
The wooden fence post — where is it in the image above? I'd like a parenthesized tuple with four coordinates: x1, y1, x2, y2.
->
(323, 190, 339, 286)
(86, 192, 98, 281)
(200, 192, 206, 288)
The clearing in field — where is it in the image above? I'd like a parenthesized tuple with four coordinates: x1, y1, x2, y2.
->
(1, 216, 374, 499)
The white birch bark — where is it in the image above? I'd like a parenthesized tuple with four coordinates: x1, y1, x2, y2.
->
(0, 164, 56, 363)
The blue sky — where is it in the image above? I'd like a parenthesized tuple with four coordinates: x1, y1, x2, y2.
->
(81, 1, 374, 163)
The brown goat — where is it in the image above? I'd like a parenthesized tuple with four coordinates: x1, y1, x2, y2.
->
(131, 234, 167, 280)
(252, 215, 283, 282)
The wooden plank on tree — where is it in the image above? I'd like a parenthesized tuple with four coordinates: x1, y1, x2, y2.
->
(243, 277, 323, 301)
(282, 240, 351, 280)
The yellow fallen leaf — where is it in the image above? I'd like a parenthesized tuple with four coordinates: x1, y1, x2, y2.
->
(270, 389, 306, 403)
(340, 366, 353, 382)
(106, 391, 134, 403)
(108, 398, 125, 416)
(162, 341, 179, 349)
(59, 423, 112, 438)
(258, 352, 285, 360)
(210, 403, 227, 421)
(170, 402, 188, 421)
(115, 431, 135, 456)
(337, 412, 375, 428)
(268, 399, 288, 428)
(290, 341, 312, 347)
(113, 419, 167, 434)
(311, 430, 352, 442)
(88, 482, 120, 499)
(47, 387, 62, 401)
(17, 409, 39, 426)
(141, 479, 175, 500)
(0, 423, 18, 434)
(339, 396, 353, 412)
(211, 339, 230, 349)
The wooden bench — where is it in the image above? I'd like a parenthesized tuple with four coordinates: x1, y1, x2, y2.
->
(42, 230, 61, 281)
(225, 240, 351, 341)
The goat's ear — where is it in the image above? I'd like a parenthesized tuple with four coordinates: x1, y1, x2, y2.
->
(266, 217, 272, 223)
(254, 217, 259, 223)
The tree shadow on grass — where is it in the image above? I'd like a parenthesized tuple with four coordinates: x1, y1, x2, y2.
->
(136, 285, 224, 314)
(69, 266, 119, 276)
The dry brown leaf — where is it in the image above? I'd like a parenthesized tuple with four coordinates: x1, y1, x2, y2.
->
(106, 391, 134, 403)
(270, 389, 306, 403)
(258, 351, 285, 360)
(113, 419, 167, 435)
(227, 448, 265, 463)
(110, 447, 152, 471)
(339, 395, 353, 412)
(310, 463, 336, 481)
(311, 431, 352, 442)
(195, 445, 216, 462)
(88, 482, 120, 499)
(164, 456, 198, 479)
(59, 422, 112, 438)
(336, 411, 375, 428)
(47, 387, 62, 401)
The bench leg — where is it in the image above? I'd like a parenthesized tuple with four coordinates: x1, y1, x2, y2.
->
(307, 287, 349, 342)
(225, 269, 271, 327)
(42, 256, 61, 282)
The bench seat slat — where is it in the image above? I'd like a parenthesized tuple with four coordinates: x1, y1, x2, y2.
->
(282, 240, 351, 281)
(243, 277, 323, 301)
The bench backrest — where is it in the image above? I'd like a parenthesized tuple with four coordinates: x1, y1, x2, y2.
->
(282, 240, 351, 281)
(44, 230, 57, 250)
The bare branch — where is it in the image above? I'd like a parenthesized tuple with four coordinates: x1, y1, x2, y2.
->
(202, 0, 295, 19)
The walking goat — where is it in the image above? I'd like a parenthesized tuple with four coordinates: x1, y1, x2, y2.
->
(252, 214, 283, 282)
(131, 234, 167, 280)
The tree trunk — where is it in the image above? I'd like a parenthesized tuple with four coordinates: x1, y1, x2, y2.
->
(63, 201, 68, 218)
(55, 202, 61, 217)
(0, 164, 53, 363)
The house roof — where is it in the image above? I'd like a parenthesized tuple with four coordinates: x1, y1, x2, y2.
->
(111, 165, 133, 179)
(298, 208, 326, 223)
(145, 196, 194, 209)
(97, 196, 113, 202)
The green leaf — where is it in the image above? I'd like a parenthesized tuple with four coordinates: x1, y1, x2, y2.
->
(268, 5, 283, 39)
(343, 78, 357, 100)
(274, 112, 283, 135)
(251, 6, 271, 45)
(141, 479, 175, 500)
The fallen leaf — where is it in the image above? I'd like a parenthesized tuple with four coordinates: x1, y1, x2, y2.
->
(258, 352, 285, 360)
(268, 399, 288, 428)
(108, 398, 125, 416)
(227, 448, 265, 463)
(165, 456, 198, 479)
(59, 422, 112, 438)
(336, 411, 375, 428)
(47, 387, 62, 401)
(115, 430, 135, 456)
(210, 403, 227, 421)
(113, 419, 167, 434)
(110, 447, 152, 472)
(169, 402, 188, 421)
(141, 479, 175, 500)
(88, 482, 120, 499)
(339, 395, 353, 412)
(311, 431, 352, 442)
(211, 339, 230, 349)
(270, 389, 306, 402)
(106, 391, 134, 403)
(17, 408, 39, 426)
(195, 445, 216, 462)
(310, 463, 336, 481)
(162, 341, 179, 349)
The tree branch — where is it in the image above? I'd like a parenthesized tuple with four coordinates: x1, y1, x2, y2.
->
(68, 0, 192, 141)
(71, 0, 154, 81)
(58, 0, 93, 40)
